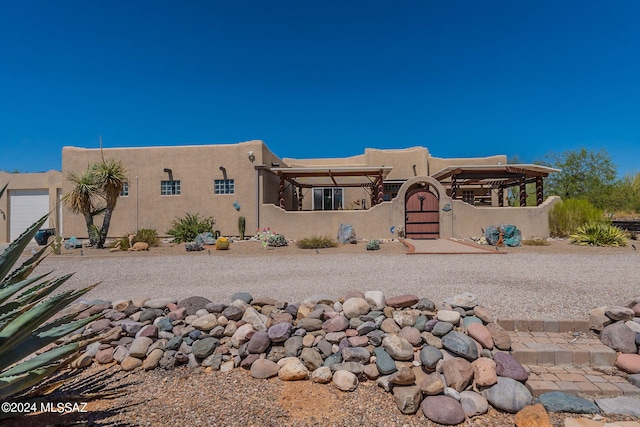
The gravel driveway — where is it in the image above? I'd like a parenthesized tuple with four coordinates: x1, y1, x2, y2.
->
(34, 247, 640, 319)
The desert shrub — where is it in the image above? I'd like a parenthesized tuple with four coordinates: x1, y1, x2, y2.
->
(521, 237, 549, 246)
(549, 199, 604, 237)
(110, 236, 131, 250)
(570, 222, 627, 247)
(366, 239, 381, 250)
(167, 213, 216, 243)
(296, 236, 338, 249)
(268, 233, 287, 247)
(135, 228, 159, 247)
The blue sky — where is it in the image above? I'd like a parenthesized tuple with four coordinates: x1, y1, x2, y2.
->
(1, 1, 639, 176)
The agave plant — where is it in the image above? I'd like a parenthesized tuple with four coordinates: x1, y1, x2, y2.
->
(569, 222, 628, 247)
(0, 213, 101, 401)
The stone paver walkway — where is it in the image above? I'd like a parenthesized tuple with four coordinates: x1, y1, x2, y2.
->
(494, 318, 640, 399)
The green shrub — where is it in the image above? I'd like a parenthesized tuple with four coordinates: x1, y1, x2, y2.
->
(549, 199, 604, 237)
(570, 222, 627, 247)
(135, 228, 159, 247)
(167, 213, 216, 243)
(296, 236, 338, 249)
(366, 239, 381, 250)
(268, 233, 287, 247)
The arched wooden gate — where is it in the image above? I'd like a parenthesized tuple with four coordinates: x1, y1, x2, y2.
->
(405, 187, 440, 239)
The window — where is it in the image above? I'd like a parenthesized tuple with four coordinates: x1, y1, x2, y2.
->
(462, 190, 475, 205)
(214, 179, 235, 194)
(120, 182, 129, 197)
(383, 182, 403, 201)
(161, 180, 181, 195)
(313, 188, 343, 210)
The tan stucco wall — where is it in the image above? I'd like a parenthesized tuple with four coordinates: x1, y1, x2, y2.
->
(450, 196, 561, 239)
(428, 154, 507, 175)
(62, 141, 279, 239)
(0, 171, 62, 243)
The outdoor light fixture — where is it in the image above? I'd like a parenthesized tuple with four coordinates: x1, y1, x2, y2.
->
(271, 162, 280, 167)
(219, 166, 226, 171)
(247, 151, 255, 163)
(163, 168, 172, 173)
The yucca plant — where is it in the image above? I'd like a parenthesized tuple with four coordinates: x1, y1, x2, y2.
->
(0, 212, 101, 401)
(569, 222, 628, 247)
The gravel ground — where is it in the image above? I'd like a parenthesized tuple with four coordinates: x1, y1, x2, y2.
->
(31, 240, 640, 320)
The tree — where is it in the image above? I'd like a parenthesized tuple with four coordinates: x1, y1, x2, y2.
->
(64, 154, 127, 248)
(543, 148, 617, 210)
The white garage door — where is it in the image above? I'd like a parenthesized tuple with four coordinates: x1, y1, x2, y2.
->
(9, 189, 50, 242)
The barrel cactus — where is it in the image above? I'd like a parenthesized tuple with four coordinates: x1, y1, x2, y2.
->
(366, 239, 381, 251)
(215, 237, 230, 250)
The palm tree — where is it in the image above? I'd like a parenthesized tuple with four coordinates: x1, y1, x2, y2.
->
(92, 157, 127, 248)
(64, 167, 102, 246)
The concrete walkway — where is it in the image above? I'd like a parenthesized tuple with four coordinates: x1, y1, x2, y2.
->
(401, 238, 503, 254)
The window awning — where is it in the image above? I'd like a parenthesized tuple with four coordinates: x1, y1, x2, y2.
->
(271, 166, 393, 188)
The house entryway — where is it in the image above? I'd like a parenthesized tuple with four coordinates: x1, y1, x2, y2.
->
(405, 187, 440, 239)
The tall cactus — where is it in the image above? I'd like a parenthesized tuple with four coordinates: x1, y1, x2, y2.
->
(238, 216, 246, 240)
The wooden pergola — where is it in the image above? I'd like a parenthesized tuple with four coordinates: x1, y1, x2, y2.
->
(430, 164, 560, 206)
(270, 166, 393, 210)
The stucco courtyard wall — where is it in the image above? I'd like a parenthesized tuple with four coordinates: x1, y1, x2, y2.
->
(450, 196, 561, 239)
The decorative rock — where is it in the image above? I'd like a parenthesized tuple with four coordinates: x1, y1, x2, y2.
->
(329, 362, 365, 377)
(443, 358, 473, 391)
(144, 297, 177, 309)
(536, 391, 600, 414)
(460, 390, 489, 417)
(628, 373, 640, 388)
(420, 346, 443, 370)
(242, 307, 268, 331)
(380, 318, 401, 334)
(121, 356, 143, 371)
(300, 348, 324, 371)
(416, 297, 436, 311)
(192, 337, 219, 359)
(466, 323, 494, 349)
(462, 316, 483, 331)
(615, 353, 640, 374)
(206, 302, 227, 313)
(473, 306, 495, 323)
(311, 366, 333, 383)
(441, 331, 478, 360)
(418, 373, 445, 395)
(71, 353, 93, 369)
(284, 336, 304, 357)
(333, 370, 358, 391)
(247, 331, 270, 354)
(89, 318, 111, 333)
(514, 403, 552, 427)
(398, 326, 421, 347)
(605, 306, 636, 322)
(342, 347, 370, 364)
(113, 346, 128, 363)
(444, 387, 460, 401)
(178, 296, 212, 316)
(393, 310, 419, 327)
(393, 385, 422, 414)
(444, 292, 478, 309)
(374, 347, 397, 375)
(356, 321, 376, 336)
(323, 353, 343, 368)
(363, 363, 380, 380)
(600, 322, 637, 354)
(230, 324, 255, 348)
(220, 360, 235, 372)
(472, 357, 498, 387)
(322, 315, 350, 332)
(143, 349, 164, 370)
(483, 377, 533, 413)
(128, 337, 153, 358)
(382, 335, 414, 361)
(155, 317, 173, 332)
(278, 358, 309, 381)
(594, 396, 640, 417)
(386, 294, 419, 308)
(191, 314, 218, 331)
(421, 332, 443, 349)
(121, 320, 143, 336)
(297, 317, 323, 331)
(95, 348, 114, 364)
(168, 307, 187, 321)
(222, 306, 243, 321)
(136, 324, 158, 338)
(231, 292, 253, 304)
(486, 322, 512, 350)
(494, 351, 529, 382)
(364, 291, 386, 311)
(626, 320, 640, 333)
(264, 323, 289, 343)
(431, 321, 454, 337)
(342, 298, 370, 319)
(389, 366, 416, 385)
(421, 395, 466, 425)
(589, 306, 613, 332)
(249, 358, 279, 379)
(436, 310, 461, 325)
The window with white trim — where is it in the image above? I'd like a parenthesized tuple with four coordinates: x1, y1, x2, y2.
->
(313, 188, 343, 210)
(214, 179, 235, 194)
(120, 182, 129, 197)
(161, 180, 181, 195)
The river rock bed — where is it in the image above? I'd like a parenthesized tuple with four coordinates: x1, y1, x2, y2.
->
(63, 291, 640, 425)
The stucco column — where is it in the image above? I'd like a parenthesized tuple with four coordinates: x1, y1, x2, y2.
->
(451, 176, 458, 200)
(376, 177, 384, 205)
(536, 177, 543, 206)
(519, 176, 527, 207)
(297, 187, 303, 211)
